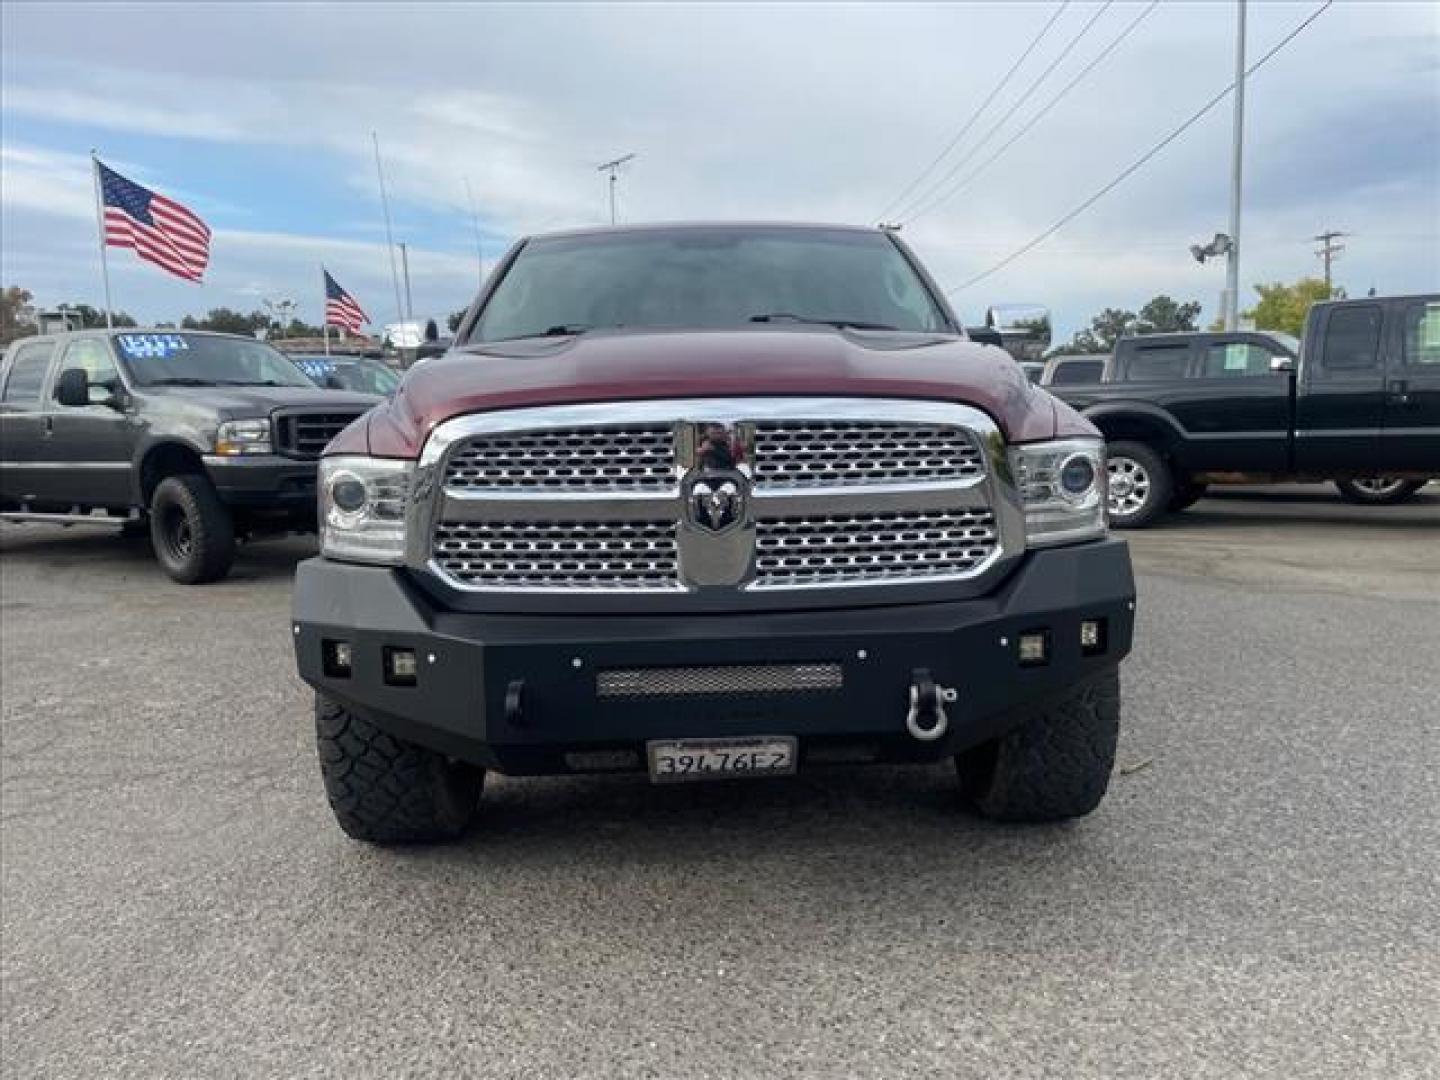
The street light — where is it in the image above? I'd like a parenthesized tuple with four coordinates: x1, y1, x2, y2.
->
(597, 153, 637, 225)
(1189, 233, 1234, 265)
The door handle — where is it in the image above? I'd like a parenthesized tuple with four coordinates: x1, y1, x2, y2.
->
(1387, 379, 1411, 405)
(42, 416, 54, 436)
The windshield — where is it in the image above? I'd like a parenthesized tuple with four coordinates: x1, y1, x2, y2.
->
(115, 333, 314, 387)
(1265, 331, 1301, 355)
(470, 227, 952, 342)
(291, 356, 400, 395)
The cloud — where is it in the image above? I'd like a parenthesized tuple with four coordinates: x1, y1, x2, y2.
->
(3, 1, 1437, 338)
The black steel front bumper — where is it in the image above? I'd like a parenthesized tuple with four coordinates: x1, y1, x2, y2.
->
(291, 539, 1135, 774)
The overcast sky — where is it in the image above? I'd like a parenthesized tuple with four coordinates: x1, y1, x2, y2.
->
(2, 1, 1436, 342)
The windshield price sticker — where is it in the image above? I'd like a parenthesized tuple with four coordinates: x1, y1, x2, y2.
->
(296, 358, 337, 379)
(117, 334, 191, 359)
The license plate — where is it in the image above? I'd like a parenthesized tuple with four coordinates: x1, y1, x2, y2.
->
(647, 736, 797, 783)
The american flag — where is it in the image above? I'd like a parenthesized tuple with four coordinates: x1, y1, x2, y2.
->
(97, 161, 211, 282)
(324, 269, 369, 333)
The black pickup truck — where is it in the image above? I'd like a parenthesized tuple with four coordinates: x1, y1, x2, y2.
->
(1050, 294, 1439, 525)
(1, 330, 378, 582)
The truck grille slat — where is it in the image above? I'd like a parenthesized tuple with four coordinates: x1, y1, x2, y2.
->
(433, 520, 680, 589)
(274, 411, 367, 460)
(754, 509, 998, 587)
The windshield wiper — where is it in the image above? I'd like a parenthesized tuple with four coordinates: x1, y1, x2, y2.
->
(748, 313, 899, 331)
(485, 324, 593, 344)
(146, 377, 217, 387)
(216, 379, 290, 387)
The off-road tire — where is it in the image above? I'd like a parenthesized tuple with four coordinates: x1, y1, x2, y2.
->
(956, 668, 1120, 823)
(1333, 478, 1425, 505)
(1105, 441, 1173, 529)
(1169, 480, 1208, 512)
(315, 694, 484, 843)
(149, 474, 235, 584)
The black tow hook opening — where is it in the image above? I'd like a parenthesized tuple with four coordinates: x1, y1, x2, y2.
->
(906, 668, 956, 742)
(504, 679, 526, 727)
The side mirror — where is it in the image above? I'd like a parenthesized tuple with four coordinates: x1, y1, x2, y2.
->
(55, 367, 91, 407)
(1269, 356, 1295, 374)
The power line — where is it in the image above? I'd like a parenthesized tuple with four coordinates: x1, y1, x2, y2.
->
(945, 0, 1334, 296)
(892, 0, 1116, 223)
(874, 1, 1071, 224)
(903, 1, 1158, 225)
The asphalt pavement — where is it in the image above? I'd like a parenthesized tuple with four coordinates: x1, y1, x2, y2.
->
(2, 485, 1437, 1079)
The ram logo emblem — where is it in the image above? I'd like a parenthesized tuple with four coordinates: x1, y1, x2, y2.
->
(689, 476, 745, 533)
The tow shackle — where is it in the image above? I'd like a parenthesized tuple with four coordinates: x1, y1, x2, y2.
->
(906, 668, 958, 742)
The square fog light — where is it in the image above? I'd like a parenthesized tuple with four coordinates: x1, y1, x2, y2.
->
(322, 639, 352, 678)
(384, 647, 418, 686)
(1081, 619, 1107, 655)
(1018, 631, 1050, 666)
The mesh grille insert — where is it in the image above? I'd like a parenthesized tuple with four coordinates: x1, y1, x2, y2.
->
(753, 421, 983, 487)
(754, 509, 998, 586)
(444, 426, 674, 491)
(597, 663, 843, 698)
(433, 520, 679, 589)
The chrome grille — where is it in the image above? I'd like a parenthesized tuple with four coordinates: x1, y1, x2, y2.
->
(444, 426, 673, 491)
(274, 410, 368, 459)
(753, 421, 983, 487)
(417, 398, 1017, 606)
(432, 520, 679, 589)
(596, 663, 843, 699)
(754, 509, 998, 587)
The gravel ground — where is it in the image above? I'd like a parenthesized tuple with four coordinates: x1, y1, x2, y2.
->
(2, 485, 1437, 1079)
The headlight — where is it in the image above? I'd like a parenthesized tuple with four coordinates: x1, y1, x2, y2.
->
(214, 418, 272, 456)
(319, 455, 413, 564)
(1009, 437, 1107, 547)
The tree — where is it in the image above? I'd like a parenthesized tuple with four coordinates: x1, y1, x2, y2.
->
(1052, 295, 1204, 355)
(55, 303, 137, 329)
(1, 286, 37, 344)
(448, 308, 468, 333)
(1136, 295, 1201, 334)
(1243, 278, 1337, 338)
(180, 308, 268, 335)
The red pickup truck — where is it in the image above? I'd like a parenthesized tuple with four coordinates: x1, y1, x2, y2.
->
(291, 223, 1136, 842)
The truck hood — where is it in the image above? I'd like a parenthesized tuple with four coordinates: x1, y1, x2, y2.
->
(361, 327, 1082, 458)
(144, 385, 381, 417)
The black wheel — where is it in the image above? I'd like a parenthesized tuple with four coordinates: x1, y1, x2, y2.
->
(956, 668, 1120, 823)
(1169, 480, 1208, 512)
(1333, 478, 1425, 505)
(315, 694, 484, 844)
(1105, 441, 1173, 528)
(149, 474, 235, 584)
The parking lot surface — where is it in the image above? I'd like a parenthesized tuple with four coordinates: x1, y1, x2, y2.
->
(2, 486, 1437, 1079)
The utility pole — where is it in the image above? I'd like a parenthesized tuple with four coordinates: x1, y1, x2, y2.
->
(1223, 0, 1247, 331)
(1313, 230, 1346, 293)
(597, 153, 636, 225)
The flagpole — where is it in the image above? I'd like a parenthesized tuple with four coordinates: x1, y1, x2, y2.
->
(464, 176, 484, 289)
(372, 132, 405, 330)
(90, 150, 115, 330)
(321, 266, 331, 356)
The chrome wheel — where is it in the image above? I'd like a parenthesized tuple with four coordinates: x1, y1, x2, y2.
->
(1107, 456, 1151, 518)
(1351, 477, 1407, 496)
